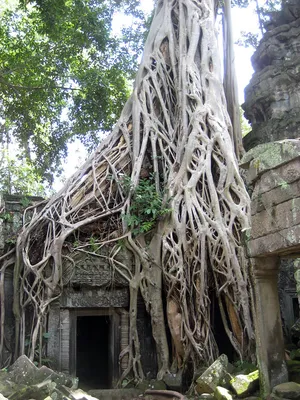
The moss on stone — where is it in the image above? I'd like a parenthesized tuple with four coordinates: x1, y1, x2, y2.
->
(214, 386, 233, 400)
(230, 370, 259, 397)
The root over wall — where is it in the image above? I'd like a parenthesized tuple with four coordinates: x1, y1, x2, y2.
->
(0, 0, 254, 382)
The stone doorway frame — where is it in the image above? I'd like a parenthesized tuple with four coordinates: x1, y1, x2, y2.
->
(69, 308, 121, 387)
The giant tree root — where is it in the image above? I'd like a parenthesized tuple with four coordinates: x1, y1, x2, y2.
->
(0, 0, 254, 381)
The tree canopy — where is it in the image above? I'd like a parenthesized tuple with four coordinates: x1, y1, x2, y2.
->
(0, 0, 150, 191)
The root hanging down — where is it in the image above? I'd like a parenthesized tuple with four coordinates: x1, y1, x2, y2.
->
(1, 0, 255, 381)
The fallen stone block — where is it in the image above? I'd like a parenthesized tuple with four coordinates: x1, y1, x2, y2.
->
(60, 387, 98, 400)
(195, 354, 228, 394)
(70, 389, 99, 400)
(214, 386, 233, 400)
(272, 382, 300, 399)
(230, 370, 259, 397)
(7, 355, 38, 386)
(35, 366, 74, 388)
(163, 371, 183, 391)
(8, 379, 54, 400)
(136, 379, 167, 391)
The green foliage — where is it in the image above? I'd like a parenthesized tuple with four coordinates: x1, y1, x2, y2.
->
(24, 332, 52, 366)
(89, 236, 99, 253)
(236, 0, 282, 48)
(0, 211, 13, 222)
(20, 196, 30, 208)
(5, 236, 16, 245)
(0, 0, 150, 191)
(233, 359, 257, 374)
(236, 32, 259, 49)
(0, 147, 47, 195)
(240, 107, 251, 137)
(122, 175, 171, 236)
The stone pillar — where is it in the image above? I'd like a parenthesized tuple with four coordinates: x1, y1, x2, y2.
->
(47, 301, 61, 371)
(252, 257, 288, 396)
(120, 311, 129, 373)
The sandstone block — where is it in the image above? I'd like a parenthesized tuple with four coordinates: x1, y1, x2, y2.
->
(240, 140, 300, 183)
(251, 198, 300, 239)
(229, 370, 259, 397)
(247, 224, 300, 257)
(251, 158, 300, 195)
(272, 382, 300, 399)
(163, 371, 182, 391)
(195, 354, 228, 394)
(251, 179, 300, 215)
(214, 386, 233, 400)
(7, 355, 38, 386)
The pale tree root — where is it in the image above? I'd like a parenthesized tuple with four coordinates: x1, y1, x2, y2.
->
(0, 0, 255, 383)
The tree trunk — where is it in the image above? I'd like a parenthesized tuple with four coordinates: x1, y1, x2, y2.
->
(1, 0, 254, 382)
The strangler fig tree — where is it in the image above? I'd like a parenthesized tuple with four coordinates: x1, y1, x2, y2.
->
(0, 0, 254, 382)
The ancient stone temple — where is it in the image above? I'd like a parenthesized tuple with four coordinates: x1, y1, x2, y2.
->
(0, 194, 157, 389)
(242, 0, 300, 395)
(46, 247, 156, 388)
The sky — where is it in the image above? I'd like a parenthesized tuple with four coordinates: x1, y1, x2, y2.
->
(55, 0, 258, 191)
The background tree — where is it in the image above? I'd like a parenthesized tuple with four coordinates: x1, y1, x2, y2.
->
(236, 0, 282, 48)
(1, 0, 255, 384)
(0, 0, 149, 191)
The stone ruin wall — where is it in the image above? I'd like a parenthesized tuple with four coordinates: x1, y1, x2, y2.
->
(0, 194, 157, 381)
(242, 0, 300, 341)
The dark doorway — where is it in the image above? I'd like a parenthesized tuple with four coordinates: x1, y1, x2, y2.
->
(76, 315, 110, 388)
(211, 294, 235, 361)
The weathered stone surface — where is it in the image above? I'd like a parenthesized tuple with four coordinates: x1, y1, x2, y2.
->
(219, 372, 233, 390)
(195, 354, 228, 394)
(35, 366, 73, 388)
(229, 370, 259, 397)
(0, 356, 92, 400)
(251, 257, 288, 396)
(7, 355, 38, 386)
(163, 371, 182, 391)
(214, 386, 233, 400)
(251, 198, 300, 239)
(251, 179, 300, 215)
(8, 379, 55, 400)
(61, 287, 129, 308)
(273, 382, 300, 399)
(243, 69, 300, 151)
(242, 1, 300, 397)
(60, 387, 98, 400)
(242, 5, 300, 152)
(247, 224, 300, 257)
(291, 318, 300, 338)
(251, 157, 300, 196)
(136, 380, 167, 391)
(240, 141, 300, 184)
